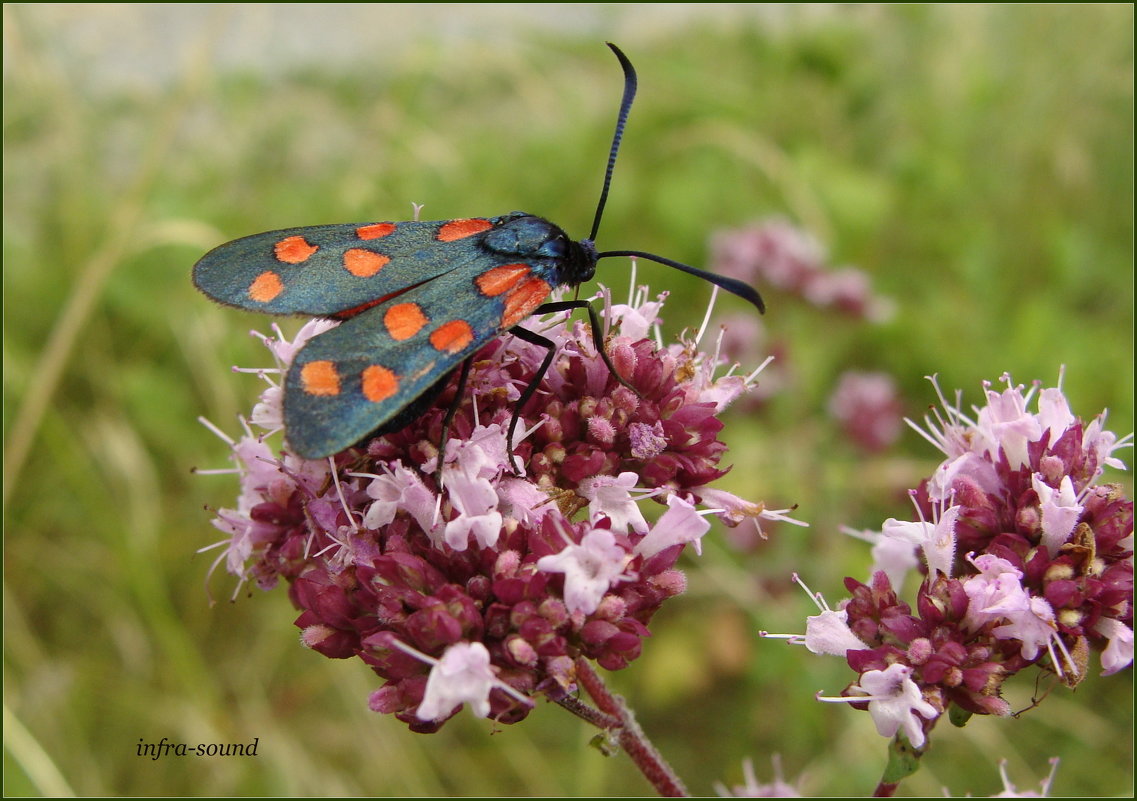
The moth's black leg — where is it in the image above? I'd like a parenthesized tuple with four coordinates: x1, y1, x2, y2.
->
(504, 325, 557, 475)
(533, 299, 640, 398)
(435, 356, 474, 487)
(502, 299, 640, 475)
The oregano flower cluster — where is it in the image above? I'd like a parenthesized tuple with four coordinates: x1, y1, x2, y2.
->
(202, 284, 781, 731)
(771, 373, 1132, 751)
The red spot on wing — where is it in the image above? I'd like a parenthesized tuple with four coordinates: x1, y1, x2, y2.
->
(384, 302, 428, 341)
(248, 271, 285, 303)
(476, 263, 531, 297)
(300, 360, 340, 396)
(437, 218, 493, 242)
(356, 222, 397, 240)
(275, 236, 318, 264)
(501, 277, 552, 328)
(362, 365, 398, 402)
(343, 248, 391, 277)
(429, 319, 475, 354)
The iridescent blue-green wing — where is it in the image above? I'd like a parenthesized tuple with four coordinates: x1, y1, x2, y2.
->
(192, 217, 509, 317)
(282, 251, 561, 458)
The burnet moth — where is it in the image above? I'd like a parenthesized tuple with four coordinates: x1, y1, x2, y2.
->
(193, 43, 765, 465)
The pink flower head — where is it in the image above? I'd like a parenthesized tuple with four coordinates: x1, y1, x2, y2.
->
(200, 278, 769, 729)
(707, 218, 893, 321)
(828, 370, 904, 453)
(797, 371, 1131, 750)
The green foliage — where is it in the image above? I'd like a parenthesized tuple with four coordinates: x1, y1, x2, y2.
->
(4, 5, 1131, 797)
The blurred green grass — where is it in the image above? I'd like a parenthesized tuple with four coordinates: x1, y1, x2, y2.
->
(4, 5, 1132, 797)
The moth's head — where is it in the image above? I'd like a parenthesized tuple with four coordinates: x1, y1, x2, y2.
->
(568, 237, 599, 284)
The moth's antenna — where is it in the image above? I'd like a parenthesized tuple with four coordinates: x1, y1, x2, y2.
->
(598, 249, 766, 313)
(590, 44, 766, 315)
(588, 42, 637, 244)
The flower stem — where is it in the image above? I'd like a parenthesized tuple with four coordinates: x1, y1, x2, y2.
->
(562, 657, 689, 797)
(872, 780, 899, 797)
(873, 733, 922, 796)
(555, 693, 622, 730)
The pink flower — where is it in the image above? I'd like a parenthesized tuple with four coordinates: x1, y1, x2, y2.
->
(361, 465, 435, 532)
(578, 472, 651, 534)
(416, 641, 500, 720)
(1093, 617, 1134, 677)
(804, 608, 872, 657)
(441, 473, 503, 550)
(820, 663, 939, 748)
(961, 555, 1032, 632)
(843, 526, 922, 593)
(760, 574, 871, 657)
(714, 756, 802, 797)
(881, 494, 960, 580)
(975, 377, 1043, 469)
(1032, 474, 1082, 557)
(537, 527, 631, 615)
(988, 757, 1060, 798)
(634, 494, 712, 559)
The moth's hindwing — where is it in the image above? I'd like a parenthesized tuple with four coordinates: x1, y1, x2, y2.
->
(282, 251, 561, 458)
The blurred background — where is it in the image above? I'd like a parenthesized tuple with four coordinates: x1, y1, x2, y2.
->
(4, 4, 1132, 796)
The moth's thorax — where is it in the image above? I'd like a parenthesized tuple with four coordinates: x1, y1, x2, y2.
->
(484, 212, 597, 286)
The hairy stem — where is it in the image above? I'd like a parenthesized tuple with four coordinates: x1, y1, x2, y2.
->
(558, 657, 689, 797)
